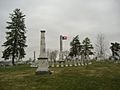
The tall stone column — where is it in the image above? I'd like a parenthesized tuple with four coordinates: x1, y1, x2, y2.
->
(36, 30, 50, 74)
(59, 35, 63, 61)
(40, 31, 46, 58)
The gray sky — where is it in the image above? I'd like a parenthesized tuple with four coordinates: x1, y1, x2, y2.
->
(0, 0, 120, 60)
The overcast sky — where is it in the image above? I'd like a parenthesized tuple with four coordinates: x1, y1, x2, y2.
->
(0, 0, 120, 60)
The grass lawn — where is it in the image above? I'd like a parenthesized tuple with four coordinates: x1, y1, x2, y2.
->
(0, 61, 120, 90)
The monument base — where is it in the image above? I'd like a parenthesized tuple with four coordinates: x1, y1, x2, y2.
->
(36, 57, 51, 75)
(36, 70, 51, 75)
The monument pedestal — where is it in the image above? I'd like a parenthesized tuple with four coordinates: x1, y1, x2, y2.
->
(36, 58, 50, 75)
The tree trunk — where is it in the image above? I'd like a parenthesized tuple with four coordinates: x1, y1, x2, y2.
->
(12, 54, 15, 66)
(12, 38, 17, 66)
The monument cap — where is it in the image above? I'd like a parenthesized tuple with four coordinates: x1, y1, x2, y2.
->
(41, 30, 45, 32)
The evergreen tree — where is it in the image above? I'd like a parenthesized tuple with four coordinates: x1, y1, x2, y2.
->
(2, 9, 27, 66)
(69, 35, 82, 57)
(110, 42, 120, 59)
(81, 37, 93, 59)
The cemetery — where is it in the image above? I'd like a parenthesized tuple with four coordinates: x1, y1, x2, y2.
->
(0, 3, 120, 90)
(0, 29, 120, 90)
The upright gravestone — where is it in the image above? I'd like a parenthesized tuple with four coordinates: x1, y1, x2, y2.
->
(36, 30, 50, 74)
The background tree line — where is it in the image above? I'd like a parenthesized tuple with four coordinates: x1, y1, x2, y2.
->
(69, 34, 120, 61)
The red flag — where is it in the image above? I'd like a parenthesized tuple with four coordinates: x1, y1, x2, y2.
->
(62, 36, 67, 40)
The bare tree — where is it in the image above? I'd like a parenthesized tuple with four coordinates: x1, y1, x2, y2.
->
(95, 34, 108, 60)
(47, 49, 58, 62)
(47, 49, 51, 61)
(62, 50, 69, 60)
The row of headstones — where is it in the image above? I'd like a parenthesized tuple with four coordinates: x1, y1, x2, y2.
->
(49, 61, 92, 67)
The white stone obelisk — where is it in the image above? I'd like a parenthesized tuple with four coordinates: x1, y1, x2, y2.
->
(36, 30, 49, 74)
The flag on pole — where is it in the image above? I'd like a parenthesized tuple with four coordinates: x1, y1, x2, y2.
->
(62, 36, 67, 40)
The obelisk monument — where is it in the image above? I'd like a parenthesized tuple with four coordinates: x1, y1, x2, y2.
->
(36, 30, 49, 74)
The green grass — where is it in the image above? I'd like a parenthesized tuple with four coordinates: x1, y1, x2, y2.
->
(0, 62, 120, 90)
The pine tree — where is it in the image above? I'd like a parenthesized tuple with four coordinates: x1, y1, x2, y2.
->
(2, 9, 27, 66)
(110, 42, 120, 59)
(81, 37, 93, 59)
(69, 35, 82, 57)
